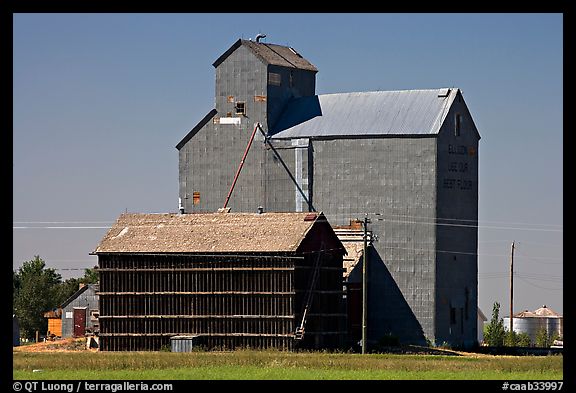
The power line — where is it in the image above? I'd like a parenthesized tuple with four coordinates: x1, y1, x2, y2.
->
(351, 212, 563, 229)
(514, 246, 563, 263)
(516, 241, 563, 247)
(516, 276, 563, 291)
(372, 218, 562, 232)
(12, 215, 563, 230)
(479, 272, 562, 281)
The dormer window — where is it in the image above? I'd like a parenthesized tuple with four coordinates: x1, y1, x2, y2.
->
(235, 102, 246, 116)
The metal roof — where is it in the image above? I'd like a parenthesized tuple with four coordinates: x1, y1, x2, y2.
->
(270, 88, 459, 139)
(60, 284, 99, 309)
(514, 305, 562, 318)
(93, 212, 330, 254)
(213, 39, 317, 72)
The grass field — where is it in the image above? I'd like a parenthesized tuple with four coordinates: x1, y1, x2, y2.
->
(13, 349, 563, 380)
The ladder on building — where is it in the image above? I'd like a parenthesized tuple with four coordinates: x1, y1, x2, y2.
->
(295, 243, 324, 340)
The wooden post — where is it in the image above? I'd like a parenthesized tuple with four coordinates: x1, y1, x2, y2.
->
(362, 215, 370, 354)
(510, 241, 515, 335)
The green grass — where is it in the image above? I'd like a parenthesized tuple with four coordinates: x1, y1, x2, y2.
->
(13, 350, 563, 380)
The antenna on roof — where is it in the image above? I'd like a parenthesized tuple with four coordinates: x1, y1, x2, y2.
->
(255, 33, 266, 43)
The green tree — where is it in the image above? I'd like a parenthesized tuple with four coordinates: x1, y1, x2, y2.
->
(504, 330, 517, 347)
(53, 268, 99, 307)
(13, 256, 62, 340)
(484, 302, 506, 347)
(80, 268, 99, 284)
(535, 327, 549, 347)
(52, 277, 82, 306)
(535, 327, 559, 348)
(516, 332, 532, 347)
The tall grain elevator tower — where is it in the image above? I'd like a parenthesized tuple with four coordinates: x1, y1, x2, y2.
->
(177, 37, 480, 348)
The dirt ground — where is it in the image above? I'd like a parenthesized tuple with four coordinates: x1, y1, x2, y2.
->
(13, 337, 94, 352)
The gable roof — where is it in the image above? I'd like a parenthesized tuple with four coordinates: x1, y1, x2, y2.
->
(93, 212, 337, 254)
(213, 39, 317, 72)
(60, 284, 98, 309)
(176, 108, 217, 150)
(270, 88, 463, 139)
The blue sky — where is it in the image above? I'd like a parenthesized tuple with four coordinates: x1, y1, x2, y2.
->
(13, 13, 563, 316)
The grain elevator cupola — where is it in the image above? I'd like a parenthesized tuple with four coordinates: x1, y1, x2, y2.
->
(211, 38, 318, 132)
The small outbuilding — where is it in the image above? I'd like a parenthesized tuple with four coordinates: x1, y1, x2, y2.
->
(93, 211, 346, 351)
(61, 283, 100, 338)
(43, 308, 63, 338)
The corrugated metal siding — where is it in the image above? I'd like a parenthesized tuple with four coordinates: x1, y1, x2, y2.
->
(434, 97, 479, 347)
(181, 42, 316, 215)
(270, 89, 458, 138)
(61, 286, 99, 338)
(310, 137, 437, 345)
(182, 44, 268, 215)
(171, 336, 201, 352)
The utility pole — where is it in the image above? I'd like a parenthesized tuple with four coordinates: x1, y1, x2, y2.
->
(510, 241, 515, 335)
(362, 215, 371, 354)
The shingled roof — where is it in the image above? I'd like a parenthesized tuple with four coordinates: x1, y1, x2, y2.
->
(93, 212, 332, 254)
(213, 39, 318, 72)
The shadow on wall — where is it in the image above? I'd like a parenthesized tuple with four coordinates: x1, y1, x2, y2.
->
(269, 95, 322, 134)
(348, 247, 426, 347)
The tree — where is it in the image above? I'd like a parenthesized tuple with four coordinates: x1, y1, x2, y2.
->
(516, 332, 532, 347)
(504, 330, 532, 347)
(80, 268, 99, 284)
(535, 327, 558, 348)
(53, 268, 99, 306)
(13, 256, 62, 340)
(535, 327, 549, 347)
(504, 330, 517, 347)
(484, 302, 506, 347)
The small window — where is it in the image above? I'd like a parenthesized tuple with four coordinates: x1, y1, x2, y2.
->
(268, 72, 281, 86)
(193, 192, 200, 205)
(235, 102, 245, 116)
(455, 114, 462, 137)
(90, 310, 99, 321)
(289, 71, 294, 87)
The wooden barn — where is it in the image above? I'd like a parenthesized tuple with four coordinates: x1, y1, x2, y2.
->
(93, 211, 346, 351)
